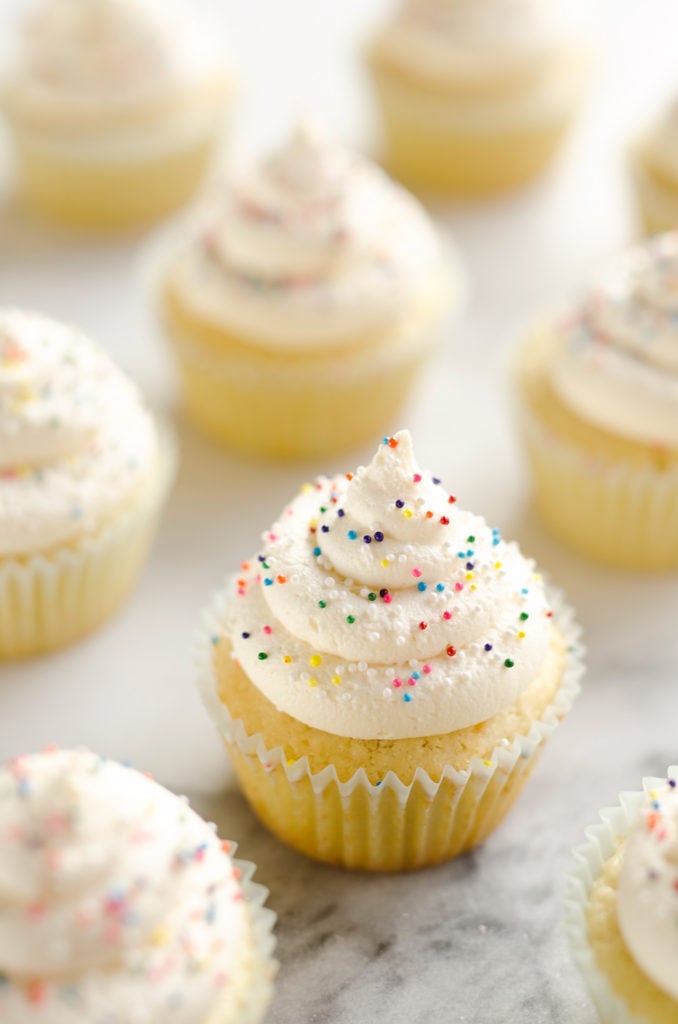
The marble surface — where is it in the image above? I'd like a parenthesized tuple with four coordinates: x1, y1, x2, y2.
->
(1, 2, 678, 1022)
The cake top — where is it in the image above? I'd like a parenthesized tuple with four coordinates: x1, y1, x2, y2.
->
(617, 773, 678, 1002)
(8, 0, 221, 103)
(219, 431, 553, 740)
(0, 309, 157, 558)
(549, 231, 678, 449)
(170, 122, 450, 348)
(0, 748, 251, 1023)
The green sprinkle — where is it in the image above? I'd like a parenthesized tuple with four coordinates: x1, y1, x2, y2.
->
(347, 615, 356, 624)
(368, 592, 377, 601)
(520, 612, 529, 621)
(466, 535, 475, 543)
(504, 658, 514, 668)
(318, 600, 326, 609)
(258, 652, 268, 661)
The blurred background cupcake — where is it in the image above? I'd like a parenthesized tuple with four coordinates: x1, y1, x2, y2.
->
(366, 0, 592, 196)
(161, 121, 461, 460)
(632, 94, 678, 235)
(0, 747, 277, 1022)
(2, 0, 233, 229)
(567, 767, 678, 1023)
(0, 308, 175, 659)
(196, 431, 583, 871)
(515, 231, 678, 571)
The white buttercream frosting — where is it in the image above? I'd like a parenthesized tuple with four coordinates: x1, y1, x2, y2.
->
(617, 774, 678, 1002)
(218, 431, 553, 740)
(4, 0, 230, 155)
(168, 122, 449, 349)
(0, 749, 252, 1023)
(548, 232, 678, 449)
(372, 0, 585, 83)
(0, 309, 158, 558)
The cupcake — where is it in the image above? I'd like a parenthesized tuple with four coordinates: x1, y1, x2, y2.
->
(0, 308, 175, 659)
(566, 768, 678, 1023)
(0, 747, 277, 1023)
(3, 0, 232, 229)
(515, 232, 678, 571)
(632, 97, 678, 235)
(196, 430, 583, 871)
(366, 0, 592, 196)
(161, 122, 459, 460)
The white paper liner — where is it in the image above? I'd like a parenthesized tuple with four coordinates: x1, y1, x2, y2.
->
(212, 847, 277, 1024)
(0, 422, 177, 659)
(194, 579, 583, 867)
(518, 398, 678, 569)
(564, 768, 678, 1024)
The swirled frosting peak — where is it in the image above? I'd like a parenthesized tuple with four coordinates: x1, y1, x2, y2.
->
(617, 774, 678, 1001)
(171, 122, 446, 347)
(0, 749, 250, 1022)
(221, 431, 553, 739)
(13, 0, 216, 100)
(549, 232, 678, 448)
(0, 309, 157, 557)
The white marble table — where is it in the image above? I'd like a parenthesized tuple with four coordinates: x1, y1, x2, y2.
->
(1, 2, 678, 1022)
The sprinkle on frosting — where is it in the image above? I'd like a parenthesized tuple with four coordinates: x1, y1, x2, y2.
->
(169, 121, 447, 349)
(0, 749, 251, 1023)
(549, 232, 678, 449)
(0, 309, 157, 558)
(221, 431, 553, 740)
(617, 771, 678, 1002)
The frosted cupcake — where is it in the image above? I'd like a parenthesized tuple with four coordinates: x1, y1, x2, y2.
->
(0, 748, 277, 1023)
(3, 0, 232, 229)
(196, 431, 583, 871)
(632, 97, 678, 235)
(0, 308, 175, 659)
(161, 122, 459, 460)
(366, 0, 591, 196)
(516, 232, 678, 571)
(567, 768, 678, 1023)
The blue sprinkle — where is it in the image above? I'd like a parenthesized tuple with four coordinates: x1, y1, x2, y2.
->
(374, 531, 384, 542)
(337, 509, 345, 518)
(263, 578, 273, 586)
(436, 583, 445, 592)
(411, 671, 420, 680)
(521, 588, 529, 595)
(432, 477, 441, 485)
(363, 535, 372, 544)
(321, 525, 329, 533)
(484, 643, 493, 652)
(347, 530, 357, 540)
(313, 547, 321, 556)
(466, 562, 474, 570)
(403, 693, 412, 702)
(417, 582, 427, 592)
(210, 635, 220, 645)
(241, 632, 250, 639)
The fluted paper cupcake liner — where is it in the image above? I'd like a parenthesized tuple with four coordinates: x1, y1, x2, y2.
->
(218, 848, 277, 1024)
(519, 402, 678, 571)
(564, 769, 678, 1024)
(629, 149, 678, 237)
(195, 584, 584, 872)
(0, 426, 177, 660)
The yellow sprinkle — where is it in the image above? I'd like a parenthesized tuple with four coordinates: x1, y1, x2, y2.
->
(309, 654, 322, 667)
(403, 509, 413, 518)
(483, 760, 493, 769)
(309, 518, 317, 528)
(283, 655, 292, 664)
(308, 677, 318, 687)
(331, 675, 342, 686)
(470, 584, 477, 591)
(518, 630, 526, 639)
(465, 572, 474, 580)
(534, 573, 542, 581)
(494, 561, 502, 570)
(381, 559, 389, 567)
(151, 926, 171, 947)
(286, 758, 297, 767)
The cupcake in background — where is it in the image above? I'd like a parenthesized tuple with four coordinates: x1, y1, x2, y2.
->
(567, 767, 678, 1023)
(515, 232, 678, 571)
(0, 748, 277, 1023)
(196, 430, 583, 871)
(2, 0, 233, 229)
(366, 0, 592, 196)
(632, 96, 678, 235)
(0, 308, 176, 659)
(161, 122, 460, 460)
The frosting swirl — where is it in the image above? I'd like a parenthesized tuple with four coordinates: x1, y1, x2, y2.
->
(371, 0, 584, 83)
(220, 431, 553, 740)
(0, 309, 158, 558)
(548, 232, 678, 448)
(169, 123, 448, 348)
(617, 774, 678, 1002)
(0, 749, 251, 1023)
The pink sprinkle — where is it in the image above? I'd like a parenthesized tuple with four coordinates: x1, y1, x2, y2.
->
(422, 664, 431, 674)
(408, 677, 416, 686)
(454, 582, 464, 592)
(383, 594, 393, 603)
(413, 473, 422, 482)
(27, 902, 45, 919)
(442, 611, 452, 620)
(268, 533, 278, 542)
(263, 625, 272, 635)
(237, 588, 245, 596)
(392, 678, 402, 688)
(411, 568, 422, 578)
